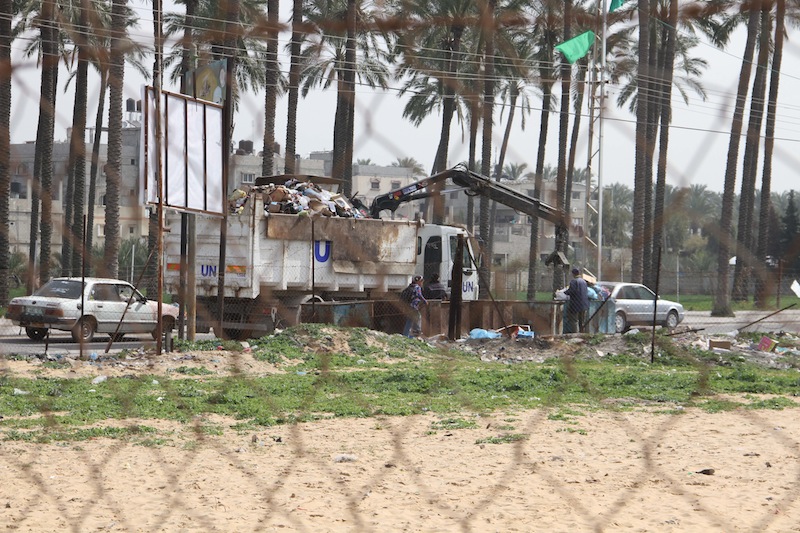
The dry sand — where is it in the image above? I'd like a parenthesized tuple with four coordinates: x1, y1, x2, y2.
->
(1, 405, 799, 532)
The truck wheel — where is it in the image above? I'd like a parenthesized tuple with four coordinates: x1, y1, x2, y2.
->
(25, 327, 48, 341)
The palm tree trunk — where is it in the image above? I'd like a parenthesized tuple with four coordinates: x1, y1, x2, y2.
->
(553, 0, 571, 293)
(343, 0, 356, 197)
(713, 3, 760, 317)
(431, 26, 464, 225)
(488, 84, 518, 261)
(527, 79, 552, 301)
(755, 0, 784, 309)
(284, 0, 303, 174)
(653, 0, 677, 286)
(262, 0, 279, 176)
(565, 59, 587, 237)
(732, 4, 770, 302)
(38, 0, 58, 286)
(478, 0, 495, 299)
(0, 0, 11, 305)
(86, 71, 107, 264)
(642, 18, 660, 289)
(104, 0, 128, 279)
(632, 0, 650, 283)
(68, 27, 89, 276)
(466, 95, 479, 234)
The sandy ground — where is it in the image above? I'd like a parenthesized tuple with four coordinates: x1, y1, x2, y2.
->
(1, 405, 799, 532)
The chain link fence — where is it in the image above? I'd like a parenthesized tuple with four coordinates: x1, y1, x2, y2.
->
(2, 0, 800, 530)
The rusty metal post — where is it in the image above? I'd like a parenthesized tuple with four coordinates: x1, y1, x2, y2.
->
(448, 235, 464, 340)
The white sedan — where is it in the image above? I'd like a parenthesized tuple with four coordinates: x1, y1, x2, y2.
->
(6, 277, 178, 342)
(596, 281, 685, 333)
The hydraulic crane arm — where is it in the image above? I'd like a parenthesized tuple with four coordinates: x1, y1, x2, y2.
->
(367, 163, 566, 227)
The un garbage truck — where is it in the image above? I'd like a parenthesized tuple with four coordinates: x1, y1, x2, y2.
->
(163, 164, 565, 339)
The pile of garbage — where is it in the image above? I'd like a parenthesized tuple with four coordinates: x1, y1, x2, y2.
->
(228, 179, 370, 218)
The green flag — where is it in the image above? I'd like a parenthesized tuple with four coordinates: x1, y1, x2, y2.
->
(555, 31, 596, 64)
(609, 0, 625, 11)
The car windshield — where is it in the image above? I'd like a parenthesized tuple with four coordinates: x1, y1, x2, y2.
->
(33, 279, 84, 299)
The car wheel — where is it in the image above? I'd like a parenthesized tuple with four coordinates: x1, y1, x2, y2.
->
(665, 310, 679, 329)
(615, 311, 628, 334)
(25, 327, 48, 341)
(72, 318, 96, 343)
(152, 317, 176, 340)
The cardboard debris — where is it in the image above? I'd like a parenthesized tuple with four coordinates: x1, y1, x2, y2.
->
(708, 339, 732, 351)
(757, 336, 778, 352)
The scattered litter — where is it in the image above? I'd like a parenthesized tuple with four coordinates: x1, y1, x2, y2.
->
(334, 454, 358, 463)
(624, 329, 640, 335)
(91, 375, 108, 385)
(469, 328, 502, 339)
(708, 339, 732, 351)
(151, 379, 159, 385)
(695, 468, 715, 475)
(12, 388, 30, 396)
(757, 336, 778, 352)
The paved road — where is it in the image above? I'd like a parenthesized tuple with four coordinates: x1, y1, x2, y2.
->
(681, 309, 800, 335)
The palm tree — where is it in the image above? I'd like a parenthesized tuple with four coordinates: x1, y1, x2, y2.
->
(284, 0, 303, 174)
(59, 0, 92, 277)
(0, 0, 11, 305)
(755, 0, 785, 308)
(631, 0, 650, 284)
(301, 0, 391, 193)
(262, 0, 280, 176)
(391, 157, 425, 176)
(478, 0, 496, 298)
(15, 0, 59, 288)
(712, 2, 761, 317)
(526, 0, 560, 300)
(551, 0, 572, 293)
(732, 3, 772, 302)
(502, 162, 528, 181)
(103, 0, 128, 279)
(602, 183, 633, 248)
(393, 0, 477, 223)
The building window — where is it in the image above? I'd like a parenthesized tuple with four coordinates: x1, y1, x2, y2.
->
(370, 179, 380, 190)
(390, 180, 401, 190)
(16, 164, 28, 175)
(98, 225, 105, 237)
(10, 179, 26, 199)
(572, 191, 581, 200)
(101, 194, 106, 206)
(242, 172, 255, 184)
(449, 190, 459, 199)
(129, 226, 135, 235)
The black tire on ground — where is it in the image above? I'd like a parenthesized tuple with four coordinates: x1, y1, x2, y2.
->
(615, 311, 628, 334)
(72, 318, 96, 343)
(665, 310, 679, 329)
(25, 327, 48, 341)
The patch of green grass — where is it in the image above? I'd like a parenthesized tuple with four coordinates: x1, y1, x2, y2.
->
(556, 427, 587, 435)
(476, 433, 528, 445)
(695, 399, 742, 413)
(431, 417, 477, 430)
(173, 366, 213, 376)
(4, 424, 157, 444)
(746, 396, 797, 410)
(42, 360, 71, 370)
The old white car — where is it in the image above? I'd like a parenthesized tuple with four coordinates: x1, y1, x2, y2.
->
(6, 277, 178, 342)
